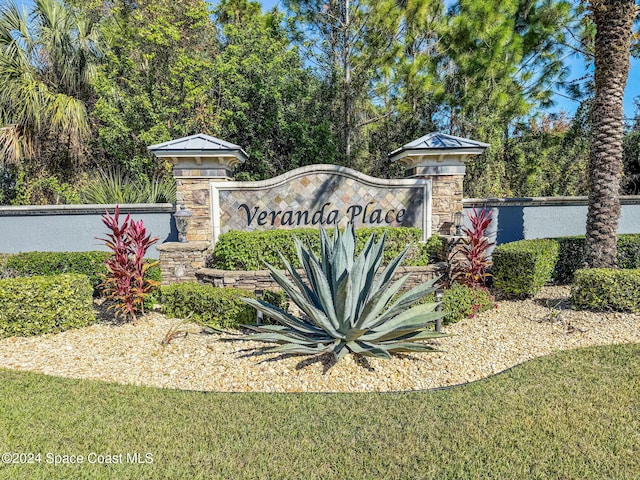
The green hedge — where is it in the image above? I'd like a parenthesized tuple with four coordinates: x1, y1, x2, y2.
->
(3, 251, 161, 296)
(5, 251, 110, 289)
(424, 284, 495, 325)
(492, 240, 559, 298)
(570, 268, 640, 312)
(208, 227, 445, 271)
(554, 235, 640, 283)
(0, 273, 96, 338)
(160, 283, 287, 329)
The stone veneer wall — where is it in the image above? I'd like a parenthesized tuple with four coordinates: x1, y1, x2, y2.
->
(429, 175, 464, 236)
(195, 263, 445, 293)
(157, 241, 210, 285)
(175, 178, 217, 243)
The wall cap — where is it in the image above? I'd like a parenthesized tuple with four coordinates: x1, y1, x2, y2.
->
(0, 203, 175, 217)
(464, 196, 640, 208)
(157, 241, 210, 252)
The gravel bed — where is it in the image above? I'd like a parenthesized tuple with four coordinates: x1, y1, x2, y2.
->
(0, 286, 639, 393)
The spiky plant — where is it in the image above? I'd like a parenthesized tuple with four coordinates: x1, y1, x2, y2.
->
(238, 225, 447, 361)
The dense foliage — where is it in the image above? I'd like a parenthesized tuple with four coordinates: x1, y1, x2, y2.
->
(424, 283, 495, 325)
(2, 0, 636, 204)
(208, 227, 445, 270)
(492, 239, 559, 297)
(0, 273, 95, 337)
(4, 251, 109, 289)
(571, 268, 640, 312)
(554, 234, 640, 283)
(161, 283, 286, 328)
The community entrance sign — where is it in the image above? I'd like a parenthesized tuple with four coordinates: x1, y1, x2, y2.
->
(210, 164, 431, 243)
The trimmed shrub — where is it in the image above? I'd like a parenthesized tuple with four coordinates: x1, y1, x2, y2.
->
(208, 227, 444, 271)
(4, 251, 160, 297)
(492, 239, 559, 297)
(0, 254, 15, 279)
(0, 273, 96, 338)
(570, 268, 640, 312)
(616, 235, 640, 269)
(424, 284, 495, 325)
(553, 234, 640, 284)
(5, 251, 109, 289)
(160, 283, 287, 329)
(553, 237, 586, 284)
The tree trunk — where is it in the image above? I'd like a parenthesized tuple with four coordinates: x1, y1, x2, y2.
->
(585, 0, 638, 268)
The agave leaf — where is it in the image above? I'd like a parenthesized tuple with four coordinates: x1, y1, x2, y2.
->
(334, 268, 354, 333)
(237, 332, 323, 345)
(388, 329, 447, 342)
(371, 279, 439, 327)
(371, 244, 410, 292)
(355, 234, 386, 307)
(262, 265, 341, 336)
(241, 324, 288, 332)
(368, 302, 443, 333)
(333, 341, 350, 361)
(242, 297, 325, 336)
(277, 249, 320, 308)
(352, 341, 393, 359)
(361, 315, 446, 342)
(266, 343, 330, 355)
(344, 328, 368, 342)
(355, 274, 411, 330)
(381, 342, 442, 353)
(306, 255, 340, 330)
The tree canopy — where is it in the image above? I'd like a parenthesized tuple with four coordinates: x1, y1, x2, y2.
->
(0, 0, 638, 205)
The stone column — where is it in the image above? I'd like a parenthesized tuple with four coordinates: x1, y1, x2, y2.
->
(422, 174, 465, 236)
(388, 132, 488, 236)
(157, 241, 211, 285)
(147, 134, 248, 284)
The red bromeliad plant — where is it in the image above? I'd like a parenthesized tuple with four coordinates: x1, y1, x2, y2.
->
(99, 205, 159, 322)
(450, 207, 495, 288)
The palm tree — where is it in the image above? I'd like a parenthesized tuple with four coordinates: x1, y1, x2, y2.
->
(585, 0, 639, 268)
(0, 0, 102, 166)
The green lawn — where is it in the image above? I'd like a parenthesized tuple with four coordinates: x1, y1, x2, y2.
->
(0, 343, 639, 479)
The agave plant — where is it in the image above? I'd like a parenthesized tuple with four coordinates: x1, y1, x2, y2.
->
(238, 225, 447, 361)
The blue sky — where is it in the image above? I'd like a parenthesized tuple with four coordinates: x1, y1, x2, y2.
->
(259, 0, 639, 121)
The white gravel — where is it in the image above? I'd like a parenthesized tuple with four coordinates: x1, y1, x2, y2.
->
(0, 286, 638, 392)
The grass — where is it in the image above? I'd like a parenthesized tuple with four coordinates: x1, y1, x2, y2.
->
(0, 344, 638, 479)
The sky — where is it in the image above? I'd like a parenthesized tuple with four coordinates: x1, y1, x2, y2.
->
(259, 0, 640, 122)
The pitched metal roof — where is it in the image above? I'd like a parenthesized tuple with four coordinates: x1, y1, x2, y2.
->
(389, 132, 489, 158)
(147, 134, 248, 159)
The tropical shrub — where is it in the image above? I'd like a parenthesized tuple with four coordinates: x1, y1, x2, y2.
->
(0, 273, 95, 338)
(160, 283, 286, 329)
(79, 168, 176, 204)
(449, 208, 495, 287)
(570, 268, 640, 312)
(208, 227, 444, 271)
(492, 239, 559, 297)
(99, 206, 159, 321)
(236, 225, 447, 361)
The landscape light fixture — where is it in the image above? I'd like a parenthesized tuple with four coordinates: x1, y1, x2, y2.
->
(454, 211, 464, 236)
(174, 204, 192, 243)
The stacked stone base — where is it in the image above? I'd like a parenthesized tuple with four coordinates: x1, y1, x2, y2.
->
(196, 263, 446, 294)
(157, 241, 210, 285)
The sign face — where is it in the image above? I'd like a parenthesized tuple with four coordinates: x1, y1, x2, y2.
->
(210, 164, 431, 241)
